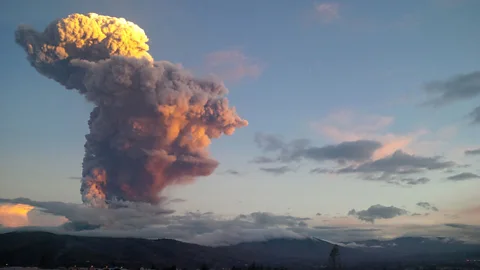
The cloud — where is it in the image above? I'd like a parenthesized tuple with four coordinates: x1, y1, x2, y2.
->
(255, 132, 457, 186)
(416, 202, 439, 212)
(3, 197, 480, 245)
(217, 169, 243, 176)
(0, 198, 173, 230)
(310, 150, 455, 186)
(292, 225, 383, 242)
(310, 168, 335, 174)
(423, 71, 480, 125)
(304, 140, 382, 163)
(0, 204, 34, 227)
(399, 177, 430, 185)
(0, 197, 313, 246)
(465, 148, 480, 156)
(311, 110, 426, 160)
(254, 133, 309, 163)
(259, 166, 296, 175)
(423, 71, 480, 107)
(253, 132, 381, 165)
(204, 50, 264, 82)
(190, 228, 304, 246)
(168, 198, 187, 203)
(314, 3, 340, 23)
(468, 105, 480, 124)
(348, 205, 408, 223)
(246, 212, 311, 227)
(447, 172, 480, 181)
(337, 150, 456, 176)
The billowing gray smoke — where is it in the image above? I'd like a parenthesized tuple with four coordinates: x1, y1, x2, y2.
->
(15, 13, 248, 207)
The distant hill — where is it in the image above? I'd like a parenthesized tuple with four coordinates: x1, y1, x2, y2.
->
(1, 232, 479, 269)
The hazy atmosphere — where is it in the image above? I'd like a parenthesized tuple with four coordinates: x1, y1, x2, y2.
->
(1, 0, 479, 248)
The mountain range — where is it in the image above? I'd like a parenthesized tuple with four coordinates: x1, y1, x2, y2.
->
(1, 232, 479, 269)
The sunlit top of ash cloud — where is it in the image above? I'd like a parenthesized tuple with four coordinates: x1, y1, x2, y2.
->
(15, 13, 248, 208)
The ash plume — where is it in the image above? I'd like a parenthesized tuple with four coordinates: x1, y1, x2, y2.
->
(15, 13, 248, 208)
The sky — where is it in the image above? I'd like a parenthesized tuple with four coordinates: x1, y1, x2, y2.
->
(0, 0, 479, 245)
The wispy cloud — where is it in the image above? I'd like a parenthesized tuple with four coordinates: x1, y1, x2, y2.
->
(423, 71, 480, 107)
(314, 2, 340, 23)
(447, 172, 480, 181)
(168, 198, 187, 204)
(217, 169, 244, 176)
(422, 71, 480, 125)
(259, 166, 296, 176)
(253, 132, 382, 165)
(253, 130, 458, 186)
(336, 150, 456, 177)
(204, 49, 264, 82)
(416, 202, 439, 212)
(312, 110, 461, 161)
(2, 197, 480, 245)
(399, 177, 431, 186)
(468, 105, 480, 124)
(465, 148, 480, 156)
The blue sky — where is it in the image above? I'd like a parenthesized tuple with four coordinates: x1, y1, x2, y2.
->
(0, 0, 479, 242)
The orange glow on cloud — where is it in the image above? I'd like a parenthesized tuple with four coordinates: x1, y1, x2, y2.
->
(0, 203, 34, 227)
(312, 110, 429, 160)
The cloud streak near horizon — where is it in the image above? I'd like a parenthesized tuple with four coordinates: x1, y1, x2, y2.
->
(2, 197, 479, 245)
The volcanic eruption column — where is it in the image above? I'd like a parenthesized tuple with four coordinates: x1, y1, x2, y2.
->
(15, 13, 248, 207)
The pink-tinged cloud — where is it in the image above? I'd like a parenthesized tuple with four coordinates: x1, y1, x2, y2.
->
(204, 50, 264, 82)
(311, 110, 426, 160)
(314, 3, 340, 23)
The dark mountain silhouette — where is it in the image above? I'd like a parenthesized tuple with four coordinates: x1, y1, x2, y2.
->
(0, 232, 359, 269)
(1, 232, 479, 269)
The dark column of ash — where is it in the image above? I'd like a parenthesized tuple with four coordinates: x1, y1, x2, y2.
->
(15, 13, 248, 208)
